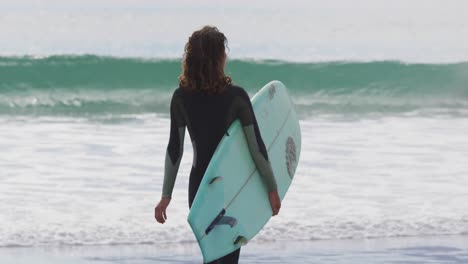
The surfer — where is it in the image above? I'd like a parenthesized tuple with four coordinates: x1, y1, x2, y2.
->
(155, 26, 281, 263)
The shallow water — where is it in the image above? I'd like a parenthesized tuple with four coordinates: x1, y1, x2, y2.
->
(1, 115, 467, 248)
(2, 236, 468, 264)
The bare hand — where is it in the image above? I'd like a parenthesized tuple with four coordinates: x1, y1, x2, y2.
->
(269, 191, 281, 216)
(155, 197, 171, 224)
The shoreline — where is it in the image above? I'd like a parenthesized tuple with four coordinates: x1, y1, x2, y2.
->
(2, 235, 468, 263)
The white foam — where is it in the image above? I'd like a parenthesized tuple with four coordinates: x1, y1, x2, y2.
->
(1, 116, 468, 247)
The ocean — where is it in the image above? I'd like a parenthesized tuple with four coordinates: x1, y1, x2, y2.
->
(1, 1, 468, 263)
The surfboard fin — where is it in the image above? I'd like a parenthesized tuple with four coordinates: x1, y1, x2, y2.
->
(209, 176, 223, 184)
(234, 236, 248, 246)
(205, 209, 226, 235)
(205, 209, 238, 235)
(218, 216, 237, 228)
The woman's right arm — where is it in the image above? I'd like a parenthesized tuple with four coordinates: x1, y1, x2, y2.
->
(235, 89, 281, 215)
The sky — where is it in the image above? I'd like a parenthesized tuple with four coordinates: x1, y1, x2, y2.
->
(1, 0, 468, 61)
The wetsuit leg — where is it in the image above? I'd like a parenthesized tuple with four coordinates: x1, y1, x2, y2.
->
(206, 248, 240, 264)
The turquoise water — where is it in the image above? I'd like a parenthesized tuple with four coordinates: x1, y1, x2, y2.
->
(2, 55, 468, 117)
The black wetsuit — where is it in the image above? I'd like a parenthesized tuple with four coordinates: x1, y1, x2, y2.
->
(162, 85, 277, 264)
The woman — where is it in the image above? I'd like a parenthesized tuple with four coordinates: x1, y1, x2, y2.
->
(154, 26, 281, 264)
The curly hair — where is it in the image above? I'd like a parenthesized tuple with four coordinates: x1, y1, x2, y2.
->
(179, 26, 232, 94)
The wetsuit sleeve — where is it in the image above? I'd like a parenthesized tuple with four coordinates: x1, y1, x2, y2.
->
(162, 90, 186, 198)
(235, 89, 278, 192)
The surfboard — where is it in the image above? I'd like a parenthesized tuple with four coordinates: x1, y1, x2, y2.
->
(187, 80, 301, 262)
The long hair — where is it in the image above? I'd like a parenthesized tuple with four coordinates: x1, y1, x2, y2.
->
(179, 26, 232, 94)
